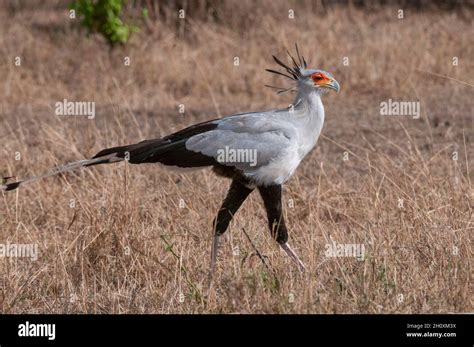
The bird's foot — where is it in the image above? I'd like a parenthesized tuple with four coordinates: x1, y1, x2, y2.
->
(280, 243, 306, 273)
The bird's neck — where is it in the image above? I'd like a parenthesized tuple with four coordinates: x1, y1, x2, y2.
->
(292, 85, 325, 146)
(283, 86, 326, 162)
(294, 86, 324, 118)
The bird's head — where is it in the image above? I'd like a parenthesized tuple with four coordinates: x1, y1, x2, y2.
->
(300, 69, 340, 93)
(265, 45, 340, 95)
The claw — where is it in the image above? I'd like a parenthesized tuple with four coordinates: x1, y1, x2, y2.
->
(280, 243, 306, 272)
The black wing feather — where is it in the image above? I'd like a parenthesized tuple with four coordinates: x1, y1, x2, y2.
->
(93, 120, 219, 168)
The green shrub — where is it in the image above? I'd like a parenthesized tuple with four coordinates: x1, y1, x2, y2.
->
(70, 0, 140, 45)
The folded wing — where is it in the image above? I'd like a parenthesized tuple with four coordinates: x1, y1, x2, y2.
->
(186, 114, 297, 173)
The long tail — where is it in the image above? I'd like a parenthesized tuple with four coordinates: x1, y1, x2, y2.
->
(2, 120, 219, 192)
(1, 153, 123, 192)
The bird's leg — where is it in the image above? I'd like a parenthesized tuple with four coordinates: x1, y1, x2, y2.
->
(209, 179, 254, 281)
(279, 243, 306, 272)
(258, 184, 306, 272)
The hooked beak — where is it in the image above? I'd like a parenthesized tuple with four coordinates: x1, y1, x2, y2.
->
(322, 78, 340, 93)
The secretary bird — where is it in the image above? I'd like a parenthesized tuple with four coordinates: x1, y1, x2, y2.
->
(2, 45, 339, 275)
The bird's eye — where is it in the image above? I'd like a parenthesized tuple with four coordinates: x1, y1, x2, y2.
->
(312, 73, 323, 81)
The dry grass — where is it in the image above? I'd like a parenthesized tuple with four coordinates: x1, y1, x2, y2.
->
(0, 2, 472, 313)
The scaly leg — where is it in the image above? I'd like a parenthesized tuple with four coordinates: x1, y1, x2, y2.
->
(280, 242, 306, 272)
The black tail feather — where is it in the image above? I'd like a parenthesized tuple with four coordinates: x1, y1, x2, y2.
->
(3, 120, 219, 192)
(3, 181, 21, 191)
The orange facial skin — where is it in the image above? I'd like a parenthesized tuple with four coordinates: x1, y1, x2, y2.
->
(310, 72, 332, 86)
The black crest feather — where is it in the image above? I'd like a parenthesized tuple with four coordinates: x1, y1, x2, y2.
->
(265, 44, 308, 93)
